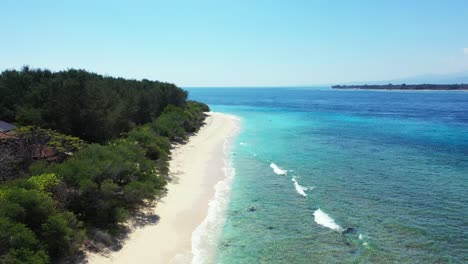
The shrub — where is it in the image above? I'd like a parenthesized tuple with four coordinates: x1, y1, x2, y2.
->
(51, 141, 166, 229)
(0, 184, 85, 262)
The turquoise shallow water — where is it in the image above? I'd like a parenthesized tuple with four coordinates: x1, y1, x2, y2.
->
(188, 88, 468, 264)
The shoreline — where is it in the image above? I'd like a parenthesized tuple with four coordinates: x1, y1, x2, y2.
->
(87, 112, 241, 264)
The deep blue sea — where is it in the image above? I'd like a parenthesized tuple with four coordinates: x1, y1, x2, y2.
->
(187, 88, 468, 264)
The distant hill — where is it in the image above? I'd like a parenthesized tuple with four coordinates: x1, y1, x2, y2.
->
(331, 72, 468, 86)
(332, 84, 468, 90)
(386, 72, 468, 85)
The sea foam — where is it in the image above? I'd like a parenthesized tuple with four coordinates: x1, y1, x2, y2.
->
(270, 163, 287, 175)
(291, 177, 312, 197)
(313, 209, 344, 232)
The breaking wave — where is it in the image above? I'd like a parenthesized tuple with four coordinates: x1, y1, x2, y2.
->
(313, 209, 344, 232)
(291, 177, 313, 197)
(270, 163, 287, 175)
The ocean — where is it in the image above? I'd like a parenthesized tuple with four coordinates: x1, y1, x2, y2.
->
(187, 88, 468, 264)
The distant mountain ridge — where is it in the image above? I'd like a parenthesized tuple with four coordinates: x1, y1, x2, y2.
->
(385, 72, 468, 84)
(332, 71, 468, 86)
(332, 84, 468, 90)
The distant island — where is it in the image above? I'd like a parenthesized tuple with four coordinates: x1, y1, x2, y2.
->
(332, 84, 468, 90)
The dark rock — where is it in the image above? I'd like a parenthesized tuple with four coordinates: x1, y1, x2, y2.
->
(341, 227, 356, 235)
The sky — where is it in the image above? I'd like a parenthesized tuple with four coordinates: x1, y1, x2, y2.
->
(1, 0, 468, 87)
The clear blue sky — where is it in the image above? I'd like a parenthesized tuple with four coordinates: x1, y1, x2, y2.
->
(1, 0, 468, 86)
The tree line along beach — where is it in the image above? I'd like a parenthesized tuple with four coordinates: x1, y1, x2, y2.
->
(0, 67, 239, 264)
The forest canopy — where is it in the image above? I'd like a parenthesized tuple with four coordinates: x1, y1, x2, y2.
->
(0, 66, 189, 142)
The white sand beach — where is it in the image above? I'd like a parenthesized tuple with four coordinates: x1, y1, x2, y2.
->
(88, 112, 240, 264)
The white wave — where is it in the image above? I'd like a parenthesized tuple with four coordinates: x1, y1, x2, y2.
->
(191, 117, 240, 264)
(291, 177, 310, 197)
(270, 163, 287, 175)
(239, 142, 246, 146)
(359, 234, 363, 240)
(313, 209, 344, 232)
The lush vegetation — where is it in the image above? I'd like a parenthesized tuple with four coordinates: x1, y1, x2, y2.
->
(332, 84, 468, 90)
(0, 66, 188, 142)
(0, 174, 85, 263)
(0, 67, 209, 263)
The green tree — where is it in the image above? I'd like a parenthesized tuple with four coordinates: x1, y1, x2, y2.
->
(0, 217, 49, 264)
